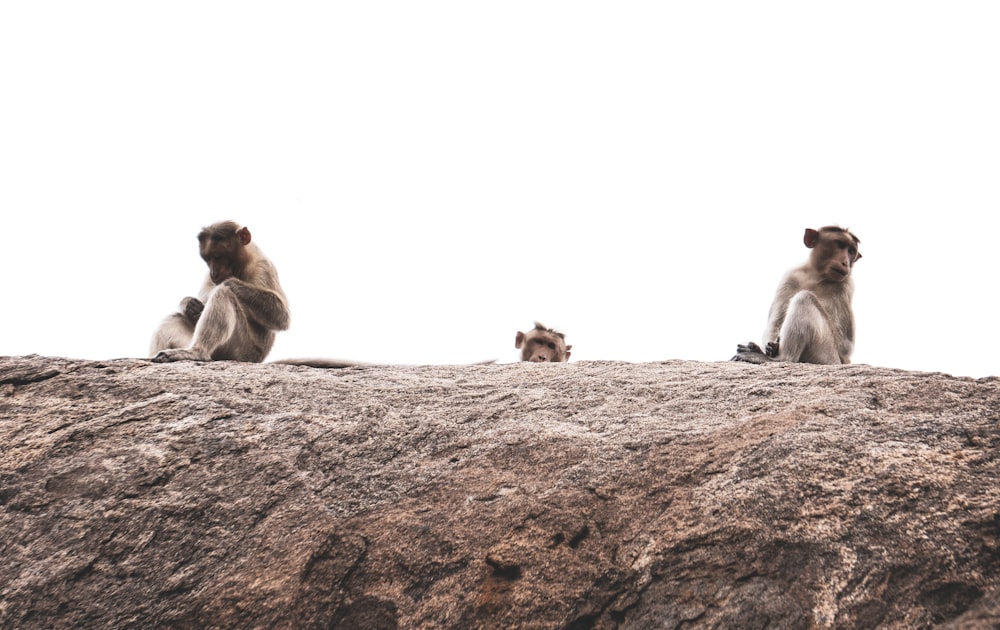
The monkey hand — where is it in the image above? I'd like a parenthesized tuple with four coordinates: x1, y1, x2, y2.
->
(765, 340, 780, 357)
(151, 347, 212, 363)
(732, 342, 775, 364)
(180, 297, 205, 325)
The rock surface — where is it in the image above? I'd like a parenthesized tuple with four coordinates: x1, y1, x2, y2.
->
(1, 355, 999, 629)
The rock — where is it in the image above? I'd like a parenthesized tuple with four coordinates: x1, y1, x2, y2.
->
(1, 355, 999, 628)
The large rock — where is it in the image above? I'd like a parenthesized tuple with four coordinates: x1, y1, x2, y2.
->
(1, 355, 999, 628)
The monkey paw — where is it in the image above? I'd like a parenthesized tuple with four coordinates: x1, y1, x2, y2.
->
(731, 342, 774, 364)
(151, 348, 211, 363)
(180, 297, 205, 325)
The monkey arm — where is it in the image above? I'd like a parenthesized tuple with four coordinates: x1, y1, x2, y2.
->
(763, 271, 806, 345)
(833, 288, 856, 364)
(219, 278, 291, 331)
(763, 300, 787, 346)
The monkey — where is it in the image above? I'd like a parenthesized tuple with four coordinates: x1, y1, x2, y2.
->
(150, 221, 290, 363)
(733, 226, 861, 365)
(515, 322, 572, 363)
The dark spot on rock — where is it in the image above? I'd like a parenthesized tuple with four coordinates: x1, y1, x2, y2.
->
(923, 582, 983, 623)
(486, 554, 522, 581)
(569, 525, 590, 549)
(566, 612, 599, 629)
(332, 596, 398, 630)
(0, 368, 61, 386)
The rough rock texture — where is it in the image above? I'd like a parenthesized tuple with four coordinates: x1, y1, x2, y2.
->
(1, 355, 999, 629)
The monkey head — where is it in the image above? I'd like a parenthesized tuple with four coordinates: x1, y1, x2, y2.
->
(199, 221, 253, 284)
(515, 322, 572, 363)
(805, 226, 861, 283)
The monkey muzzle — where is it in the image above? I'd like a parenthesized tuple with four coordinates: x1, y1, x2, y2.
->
(209, 265, 234, 285)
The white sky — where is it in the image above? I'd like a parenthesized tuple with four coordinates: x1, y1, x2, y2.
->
(2, 3, 998, 377)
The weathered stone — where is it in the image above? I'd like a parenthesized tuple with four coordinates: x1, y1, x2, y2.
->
(1, 355, 998, 628)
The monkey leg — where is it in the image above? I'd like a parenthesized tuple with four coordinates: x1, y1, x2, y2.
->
(777, 291, 841, 364)
(152, 285, 271, 363)
(188, 283, 270, 362)
(149, 313, 195, 358)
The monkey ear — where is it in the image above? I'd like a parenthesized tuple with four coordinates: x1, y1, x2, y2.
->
(565, 350, 572, 361)
(855, 251, 862, 262)
(515, 331, 526, 349)
(238, 227, 252, 246)
(803, 228, 820, 248)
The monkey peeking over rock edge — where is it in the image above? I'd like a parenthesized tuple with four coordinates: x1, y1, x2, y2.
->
(516, 322, 572, 363)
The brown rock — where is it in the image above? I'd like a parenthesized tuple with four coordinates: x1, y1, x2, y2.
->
(1, 355, 999, 628)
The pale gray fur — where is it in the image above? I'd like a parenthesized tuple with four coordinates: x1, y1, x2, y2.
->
(765, 269, 855, 364)
(150, 239, 289, 363)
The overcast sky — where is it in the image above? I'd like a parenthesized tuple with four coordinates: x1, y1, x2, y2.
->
(2, 3, 998, 377)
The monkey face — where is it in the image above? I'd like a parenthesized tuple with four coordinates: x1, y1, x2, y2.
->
(204, 256, 236, 284)
(525, 340, 560, 362)
(200, 239, 238, 284)
(199, 224, 252, 284)
(516, 332, 569, 362)
(807, 229, 861, 283)
(822, 242, 860, 282)
(515, 323, 571, 362)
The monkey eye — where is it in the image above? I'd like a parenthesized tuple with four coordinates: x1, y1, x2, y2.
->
(546, 342, 555, 349)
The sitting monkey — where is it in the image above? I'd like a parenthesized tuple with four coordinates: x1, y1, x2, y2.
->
(150, 221, 290, 363)
(733, 226, 862, 365)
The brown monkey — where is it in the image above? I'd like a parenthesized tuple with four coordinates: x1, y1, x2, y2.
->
(150, 221, 290, 363)
(515, 322, 572, 362)
(733, 226, 861, 365)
